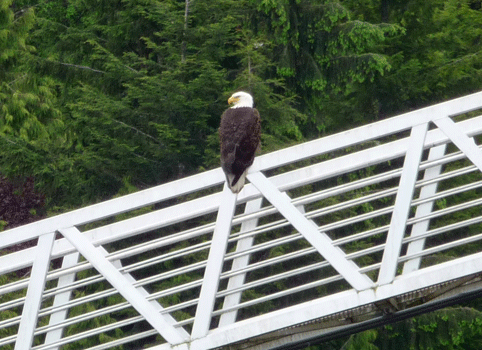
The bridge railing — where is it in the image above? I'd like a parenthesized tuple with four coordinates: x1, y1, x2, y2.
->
(2, 91, 482, 350)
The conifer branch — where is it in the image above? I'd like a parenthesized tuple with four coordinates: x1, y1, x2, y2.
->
(7, 74, 28, 88)
(0, 135, 19, 146)
(49, 60, 106, 74)
(181, 0, 191, 62)
(113, 119, 161, 143)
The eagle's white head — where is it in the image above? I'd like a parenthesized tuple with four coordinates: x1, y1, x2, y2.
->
(228, 91, 254, 108)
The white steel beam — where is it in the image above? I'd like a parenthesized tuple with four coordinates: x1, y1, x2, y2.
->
(100, 247, 191, 339)
(378, 123, 428, 285)
(403, 144, 446, 274)
(44, 251, 80, 349)
(58, 227, 189, 345)
(219, 198, 263, 326)
(15, 232, 55, 350)
(247, 171, 373, 291)
(434, 116, 482, 171)
(191, 185, 238, 339)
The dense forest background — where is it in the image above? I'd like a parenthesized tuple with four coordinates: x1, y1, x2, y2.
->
(2, 0, 482, 349)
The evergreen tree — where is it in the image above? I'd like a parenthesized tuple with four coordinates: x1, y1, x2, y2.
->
(248, 0, 402, 136)
(2, 0, 309, 207)
(346, 0, 482, 118)
(325, 307, 482, 350)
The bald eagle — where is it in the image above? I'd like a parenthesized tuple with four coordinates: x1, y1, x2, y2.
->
(220, 91, 261, 193)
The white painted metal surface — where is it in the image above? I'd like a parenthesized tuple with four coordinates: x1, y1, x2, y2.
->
(402, 144, 446, 274)
(377, 122, 428, 285)
(2, 91, 482, 350)
(192, 185, 237, 339)
(14, 232, 55, 350)
(43, 251, 80, 349)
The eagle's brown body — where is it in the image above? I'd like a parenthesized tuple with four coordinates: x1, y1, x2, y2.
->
(220, 105, 260, 193)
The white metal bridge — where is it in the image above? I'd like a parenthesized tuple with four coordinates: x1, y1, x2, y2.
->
(3, 91, 482, 350)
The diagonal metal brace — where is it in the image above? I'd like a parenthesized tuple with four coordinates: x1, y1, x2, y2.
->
(15, 232, 56, 350)
(247, 171, 373, 291)
(58, 226, 189, 345)
(378, 123, 428, 285)
(191, 184, 238, 339)
(434, 116, 482, 171)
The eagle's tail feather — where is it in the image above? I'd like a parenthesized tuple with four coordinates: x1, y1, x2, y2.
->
(226, 171, 248, 193)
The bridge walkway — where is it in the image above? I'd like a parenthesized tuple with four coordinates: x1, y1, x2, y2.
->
(3, 91, 482, 349)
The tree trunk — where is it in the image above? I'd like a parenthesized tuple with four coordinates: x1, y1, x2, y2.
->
(181, 0, 190, 62)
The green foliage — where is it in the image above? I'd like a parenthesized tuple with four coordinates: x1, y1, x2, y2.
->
(343, 329, 379, 350)
(3, 1, 482, 348)
(307, 308, 482, 350)
(229, 29, 306, 146)
(1, 0, 481, 208)
(346, 0, 482, 120)
(248, 0, 402, 137)
(0, 0, 34, 65)
(0, 0, 312, 208)
(0, 1, 62, 142)
(394, 307, 482, 350)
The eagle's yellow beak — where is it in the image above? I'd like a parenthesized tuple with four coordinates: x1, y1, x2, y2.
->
(228, 96, 239, 105)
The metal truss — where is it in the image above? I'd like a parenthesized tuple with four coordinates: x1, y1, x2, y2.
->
(3, 91, 482, 350)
